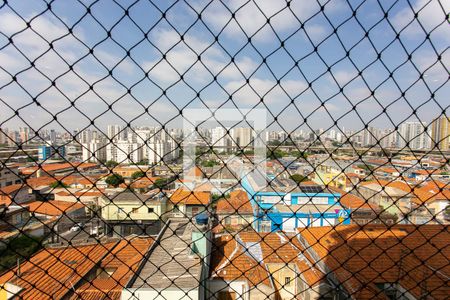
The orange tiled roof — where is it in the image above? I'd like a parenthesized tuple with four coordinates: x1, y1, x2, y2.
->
(71, 237, 153, 300)
(300, 224, 450, 299)
(210, 231, 324, 288)
(0, 184, 29, 205)
(329, 187, 376, 210)
(375, 167, 399, 174)
(412, 169, 441, 176)
(216, 190, 253, 214)
(185, 166, 204, 178)
(26, 200, 85, 216)
(26, 176, 58, 188)
(0, 184, 25, 195)
(0, 241, 118, 299)
(170, 188, 211, 205)
(360, 179, 413, 193)
(130, 177, 159, 189)
(20, 162, 98, 175)
(56, 190, 103, 197)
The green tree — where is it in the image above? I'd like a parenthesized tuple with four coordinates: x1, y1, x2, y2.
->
(357, 164, 374, 171)
(152, 177, 175, 190)
(27, 156, 37, 163)
(49, 181, 69, 189)
(267, 149, 286, 159)
(105, 173, 125, 187)
(105, 160, 119, 168)
(0, 235, 42, 272)
(131, 171, 145, 180)
(201, 160, 218, 167)
(290, 174, 307, 184)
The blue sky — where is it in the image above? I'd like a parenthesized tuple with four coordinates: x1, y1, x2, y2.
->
(0, 0, 448, 135)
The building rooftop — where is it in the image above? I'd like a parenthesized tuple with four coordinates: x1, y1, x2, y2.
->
(104, 190, 165, 204)
(129, 219, 204, 290)
(0, 241, 118, 299)
(216, 190, 253, 214)
(274, 203, 343, 214)
(70, 236, 154, 300)
(299, 224, 450, 299)
(210, 231, 324, 289)
(26, 200, 85, 216)
(170, 188, 211, 205)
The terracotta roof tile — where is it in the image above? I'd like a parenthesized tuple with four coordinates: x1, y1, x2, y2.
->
(169, 188, 211, 205)
(211, 231, 324, 289)
(71, 237, 153, 300)
(300, 224, 450, 299)
(216, 190, 253, 214)
(0, 241, 117, 299)
(26, 200, 85, 216)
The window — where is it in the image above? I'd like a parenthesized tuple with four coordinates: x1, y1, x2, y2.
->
(131, 208, 139, 214)
(148, 207, 154, 213)
(285, 277, 291, 286)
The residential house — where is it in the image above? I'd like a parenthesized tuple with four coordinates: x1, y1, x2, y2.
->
(0, 163, 22, 188)
(329, 187, 396, 225)
(241, 171, 350, 232)
(410, 181, 450, 224)
(312, 161, 348, 189)
(208, 231, 326, 300)
(122, 219, 212, 299)
(356, 180, 413, 223)
(100, 190, 167, 236)
(298, 224, 449, 299)
(0, 204, 29, 231)
(0, 236, 153, 300)
(168, 188, 211, 217)
(26, 200, 87, 233)
(0, 184, 33, 206)
(215, 190, 254, 231)
(373, 167, 401, 180)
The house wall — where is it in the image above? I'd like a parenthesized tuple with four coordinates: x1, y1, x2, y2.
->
(265, 210, 350, 232)
(218, 214, 254, 227)
(0, 167, 22, 187)
(266, 263, 298, 299)
(101, 200, 165, 221)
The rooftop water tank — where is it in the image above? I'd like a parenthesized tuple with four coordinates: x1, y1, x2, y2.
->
(195, 213, 208, 225)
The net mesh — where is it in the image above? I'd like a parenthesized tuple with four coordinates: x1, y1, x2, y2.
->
(0, 0, 449, 299)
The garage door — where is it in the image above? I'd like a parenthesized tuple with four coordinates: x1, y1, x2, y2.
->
(282, 218, 296, 232)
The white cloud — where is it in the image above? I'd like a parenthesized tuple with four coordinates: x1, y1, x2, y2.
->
(200, 0, 325, 42)
(143, 28, 259, 86)
(392, 0, 450, 42)
(224, 78, 308, 105)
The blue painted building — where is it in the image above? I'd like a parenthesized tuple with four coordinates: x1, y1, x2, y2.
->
(241, 172, 351, 232)
(38, 145, 66, 161)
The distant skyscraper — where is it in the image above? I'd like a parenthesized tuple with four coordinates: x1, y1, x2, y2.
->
(106, 141, 142, 164)
(19, 127, 30, 144)
(231, 127, 253, 150)
(0, 128, 7, 145)
(431, 115, 450, 151)
(107, 124, 123, 141)
(49, 129, 57, 144)
(211, 127, 229, 152)
(397, 121, 430, 150)
(82, 140, 107, 162)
